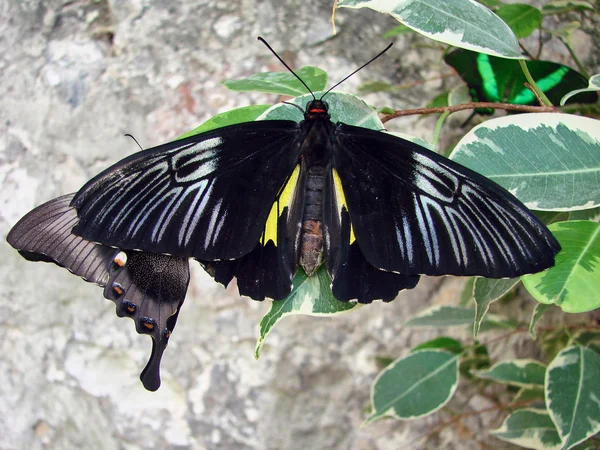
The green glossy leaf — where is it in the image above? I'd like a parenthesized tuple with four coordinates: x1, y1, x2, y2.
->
(383, 24, 414, 37)
(495, 4, 542, 39)
(473, 277, 520, 337)
(450, 114, 600, 211)
(492, 408, 562, 450)
(459, 277, 475, 306)
(529, 303, 554, 338)
(569, 330, 600, 355)
(405, 305, 475, 327)
(255, 266, 359, 358)
(542, 0, 595, 14)
(546, 346, 600, 449)
(259, 91, 383, 130)
(411, 337, 464, 354)
(366, 350, 460, 422)
(357, 80, 397, 94)
(535, 210, 571, 225)
(522, 221, 600, 313)
(222, 66, 327, 96)
(178, 105, 271, 139)
(472, 359, 546, 387)
(569, 206, 600, 221)
(338, 0, 522, 58)
(561, 74, 600, 106)
(425, 90, 450, 109)
(512, 387, 546, 404)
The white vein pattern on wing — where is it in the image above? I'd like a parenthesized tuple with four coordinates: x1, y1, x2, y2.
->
(486, 198, 534, 261)
(445, 208, 469, 268)
(90, 157, 167, 225)
(394, 217, 406, 260)
(421, 196, 462, 268)
(204, 197, 224, 250)
(454, 201, 494, 269)
(420, 196, 443, 266)
(413, 192, 434, 266)
(402, 213, 414, 266)
(112, 168, 173, 236)
(178, 179, 210, 247)
(102, 162, 169, 231)
(461, 184, 515, 266)
(150, 186, 184, 243)
(154, 180, 211, 246)
(127, 183, 171, 239)
(412, 161, 457, 203)
(172, 138, 222, 183)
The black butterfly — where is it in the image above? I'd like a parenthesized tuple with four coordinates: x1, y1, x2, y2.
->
(7, 40, 560, 390)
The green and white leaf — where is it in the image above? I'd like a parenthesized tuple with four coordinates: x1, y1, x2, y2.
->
(178, 105, 271, 139)
(260, 91, 383, 130)
(255, 266, 359, 358)
(529, 303, 554, 339)
(405, 304, 514, 331)
(472, 359, 546, 388)
(492, 408, 562, 450)
(521, 221, 600, 313)
(560, 74, 600, 106)
(222, 66, 327, 96)
(387, 132, 436, 151)
(512, 387, 546, 405)
(546, 346, 600, 449)
(450, 114, 600, 211)
(366, 349, 460, 423)
(338, 0, 522, 58)
(495, 4, 543, 39)
(411, 337, 464, 354)
(473, 277, 520, 337)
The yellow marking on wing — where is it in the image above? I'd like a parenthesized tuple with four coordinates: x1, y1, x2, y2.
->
(332, 169, 356, 244)
(263, 165, 301, 246)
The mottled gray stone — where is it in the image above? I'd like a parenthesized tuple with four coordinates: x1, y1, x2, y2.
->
(1, 1, 598, 450)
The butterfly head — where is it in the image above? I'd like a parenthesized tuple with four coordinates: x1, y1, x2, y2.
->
(305, 100, 330, 120)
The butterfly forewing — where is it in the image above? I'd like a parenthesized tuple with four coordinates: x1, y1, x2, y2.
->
(331, 124, 560, 278)
(72, 121, 303, 260)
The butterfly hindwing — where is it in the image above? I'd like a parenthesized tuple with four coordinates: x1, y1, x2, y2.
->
(7, 194, 190, 391)
(198, 164, 306, 300)
(7, 194, 113, 285)
(104, 250, 189, 391)
(323, 167, 420, 303)
(72, 121, 303, 260)
(331, 124, 561, 278)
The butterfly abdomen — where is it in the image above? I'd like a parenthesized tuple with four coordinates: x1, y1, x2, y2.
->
(300, 165, 326, 275)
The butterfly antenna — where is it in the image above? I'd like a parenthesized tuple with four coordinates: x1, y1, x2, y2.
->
(257, 36, 316, 100)
(125, 133, 144, 151)
(320, 42, 393, 99)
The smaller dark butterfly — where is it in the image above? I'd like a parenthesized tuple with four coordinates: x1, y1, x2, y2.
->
(444, 48, 598, 115)
(7, 39, 560, 390)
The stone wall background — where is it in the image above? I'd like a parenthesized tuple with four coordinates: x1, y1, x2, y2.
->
(1, 1, 597, 449)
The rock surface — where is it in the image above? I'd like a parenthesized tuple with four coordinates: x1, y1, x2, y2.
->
(1, 1, 597, 450)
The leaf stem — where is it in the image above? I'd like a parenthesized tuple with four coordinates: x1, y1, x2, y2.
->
(381, 102, 557, 123)
(560, 37, 591, 79)
(432, 110, 450, 149)
(518, 59, 553, 106)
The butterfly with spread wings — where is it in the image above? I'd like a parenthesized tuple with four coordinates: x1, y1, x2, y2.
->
(7, 40, 560, 390)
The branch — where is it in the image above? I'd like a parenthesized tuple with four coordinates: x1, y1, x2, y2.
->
(381, 102, 558, 123)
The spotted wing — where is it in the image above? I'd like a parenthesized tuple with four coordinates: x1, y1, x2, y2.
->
(7, 194, 190, 391)
(72, 121, 302, 260)
(331, 124, 561, 278)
